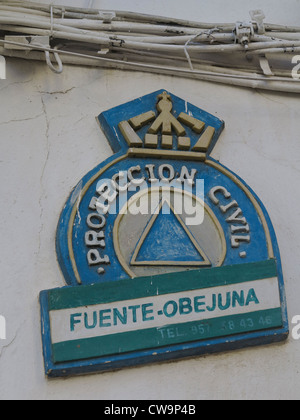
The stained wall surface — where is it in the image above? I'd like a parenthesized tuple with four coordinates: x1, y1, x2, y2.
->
(0, 0, 300, 400)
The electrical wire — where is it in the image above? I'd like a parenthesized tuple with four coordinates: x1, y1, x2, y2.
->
(0, 0, 299, 93)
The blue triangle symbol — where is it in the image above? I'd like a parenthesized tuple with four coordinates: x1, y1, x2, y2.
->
(131, 200, 211, 266)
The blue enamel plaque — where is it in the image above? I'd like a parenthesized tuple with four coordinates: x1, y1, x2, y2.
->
(40, 90, 288, 378)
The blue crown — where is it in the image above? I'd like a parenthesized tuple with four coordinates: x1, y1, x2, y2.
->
(98, 89, 225, 160)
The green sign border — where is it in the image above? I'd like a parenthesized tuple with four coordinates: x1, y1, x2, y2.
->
(48, 259, 278, 311)
(48, 259, 282, 363)
(53, 308, 282, 363)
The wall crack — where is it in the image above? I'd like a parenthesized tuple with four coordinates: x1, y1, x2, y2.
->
(0, 113, 44, 126)
(37, 95, 51, 258)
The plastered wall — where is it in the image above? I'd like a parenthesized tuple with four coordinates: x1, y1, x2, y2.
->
(0, 0, 300, 400)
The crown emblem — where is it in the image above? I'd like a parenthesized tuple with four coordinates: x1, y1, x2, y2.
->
(118, 91, 218, 160)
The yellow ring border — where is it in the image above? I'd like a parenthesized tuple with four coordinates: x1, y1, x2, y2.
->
(113, 186, 227, 278)
(67, 153, 128, 284)
(67, 155, 274, 285)
(206, 159, 274, 259)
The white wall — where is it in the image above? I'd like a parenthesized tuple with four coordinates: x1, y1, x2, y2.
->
(0, 0, 300, 400)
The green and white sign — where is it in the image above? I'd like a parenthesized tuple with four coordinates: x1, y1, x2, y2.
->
(42, 260, 283, 368)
